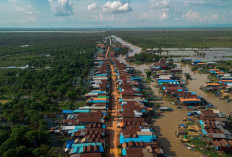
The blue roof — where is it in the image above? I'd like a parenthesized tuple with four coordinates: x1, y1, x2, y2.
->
(62, 110, 73, 114)
(66, 140, 75, 148)
(131, 77, 141, 80)
(158, 80, 179, 83)
(90, 91, 106, 94)
(120, 134, 156, 144)
(89, 100, 109, 103)
(194, 60, 203, 63)
(96, 74, 108, 76)
(201, 129, 207, 135)
(199, 120, 204, 126)
(122, 149, 127, 155)
(73, 109, 90, 113)
(72, 143, 102, 149)
(68, 126, 86, 135)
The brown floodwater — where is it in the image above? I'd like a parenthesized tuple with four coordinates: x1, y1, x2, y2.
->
(118, 55, 201, 156)
(149, 81, 201, 157)
(178, 63, 232, 116)
(118, 55, 152, 75)
(117, 44, 231, 156)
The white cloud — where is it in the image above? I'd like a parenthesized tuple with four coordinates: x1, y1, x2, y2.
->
(184, 10, 200, 21)
(49, 0, 74, 16)
(161, 11, 168, 20)
(149, 0, 170, 21)
(87, 3, 97, 11)
(150, 0, 169, 9)
(211, 14, 218, 20)
(102, 1, 132, 14)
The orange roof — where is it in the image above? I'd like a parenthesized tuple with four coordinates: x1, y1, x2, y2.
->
(216, 72, 225, 74)
(209, 69, 220, 71)
(197, 63, 205, 65)
(148, 108, 153, 111)
(206, 83, 220, 86)
(120, 122, 124, 127)
(180, 98, 201, 102)
(93, 98, 108, 101)
(97, 44, 104, 47)
(222, 80, 232, 82)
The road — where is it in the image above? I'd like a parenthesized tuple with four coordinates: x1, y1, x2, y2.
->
(106, 46, 121, 157)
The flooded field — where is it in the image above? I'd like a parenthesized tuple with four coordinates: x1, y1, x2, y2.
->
(171, 50, 232, 61)
(149, 80, 201, 157)
(179, 64, 232, 115)
(111, 35, 142, 57)
(113, 35, 232, 61)
(0, 64, 29, 69)
(115, 36, 232, 156)
(118, 56, 200, 156)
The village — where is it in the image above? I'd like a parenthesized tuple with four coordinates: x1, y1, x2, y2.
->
(48, 36, 232, 157)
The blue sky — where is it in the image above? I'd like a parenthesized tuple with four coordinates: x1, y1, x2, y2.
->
(0, 0, 232, 28)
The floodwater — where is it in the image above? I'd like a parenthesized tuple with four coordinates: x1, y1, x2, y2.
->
(115, 36, 231, 156)
(111, 35, 142, 57)
(0, 64, 29, 69)
(170, 50, 232, 61)
(149, 80, 201, 157)
(112, 35, 232, 61)
(118, 56, 201, 156)
(178, 63, 232, 115)
(118, 55, 152, 75)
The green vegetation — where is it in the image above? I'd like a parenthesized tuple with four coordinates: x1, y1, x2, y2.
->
(0, 33, 104, 156)
(132, 53, 160, 64)
(117, 47, 129, 55)
(111, 29, 232, 48)
(216, 60, 232, 72)
(185, 73, 192, 80)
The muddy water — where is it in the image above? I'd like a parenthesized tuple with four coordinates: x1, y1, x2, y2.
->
(118, 55, 152, 76)
(148, 81, 201, 157)
(118, 55, 201, 156)
(170, 50, 232, 61)
(111, 35, 142, 57)
(179, 63, 232, 115)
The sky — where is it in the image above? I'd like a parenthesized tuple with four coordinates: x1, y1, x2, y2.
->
(0, 0, 232, 28)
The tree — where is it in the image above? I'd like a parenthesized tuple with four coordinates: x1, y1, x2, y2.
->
(39, 120, 47, 131)
(67, 102, 74, 110)
(185, 73, 192, 80)
(32, 144, 49, 157)
(16, 145, 34, 157)
(25, 130, 38, 146)
(3, 149, 17, 157)
(57, 84, 67, 97)
(7, 112, 19, 124)
(66, 91, 76, 100)
(146, 70, 152, 79)
(0, 138, 18, 154)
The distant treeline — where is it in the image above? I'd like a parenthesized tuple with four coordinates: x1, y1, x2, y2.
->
(110, 30, 232, 48)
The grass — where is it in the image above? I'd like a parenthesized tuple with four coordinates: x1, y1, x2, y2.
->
(110, 29, 232, 49)
(0, 100, 10, 104)
(59, 101, 86, 110)
(0, 53, 38, 67)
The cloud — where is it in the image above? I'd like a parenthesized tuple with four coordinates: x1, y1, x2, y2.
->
(102, 1, 132, 14)
(211, 14, 218, 20)
(184, 10, 200, 21)
(49, 0, 74, 16)
(149, 0, 170, 21)
(160, 11, 168, 20)
(150, 0, 170, 9)
(87, 3, 97, 11)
